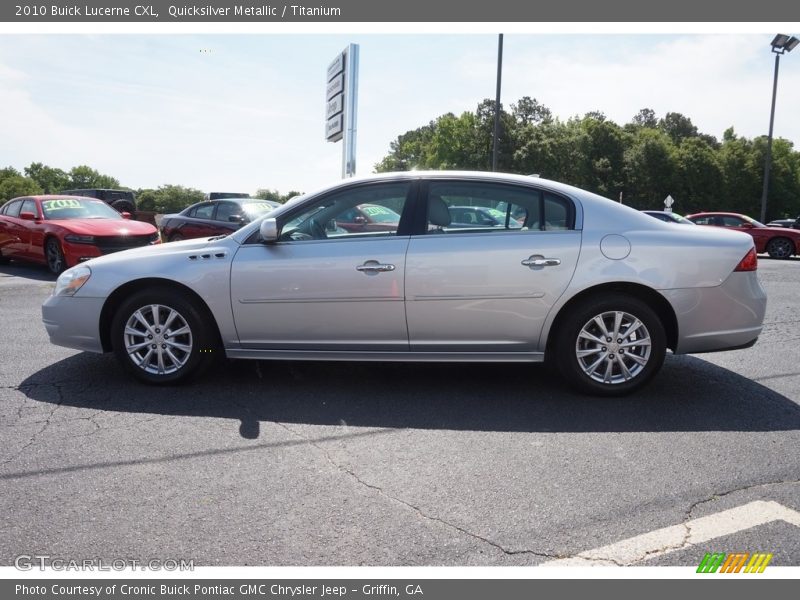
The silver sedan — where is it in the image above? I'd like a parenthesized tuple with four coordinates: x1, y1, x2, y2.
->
(42, 172, 766, 396)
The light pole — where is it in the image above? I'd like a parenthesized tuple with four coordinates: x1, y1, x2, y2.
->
(492, 34, 503, 171)
(760, 34, 798, 223)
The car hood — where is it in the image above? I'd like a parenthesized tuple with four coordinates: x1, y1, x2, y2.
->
(49, 218, 157, 236)
(81, 237, 219, 268)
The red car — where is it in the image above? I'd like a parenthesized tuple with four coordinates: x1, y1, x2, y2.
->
(0, 195, 160, 274)
(686, 211, 800, 259)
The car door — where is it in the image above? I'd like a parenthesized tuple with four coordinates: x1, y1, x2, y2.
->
(1, 199, 36, 260)
(230, 181, 415, 351)
(212, 201, 247, 235)
(0, 199, 24, 259)
(182, 202, 218, 239)
(15, 198, 40, 260)
(405, 180, 581, 353)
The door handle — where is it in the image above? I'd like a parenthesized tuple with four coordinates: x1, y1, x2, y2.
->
(521, 255, 561, 268)
(356, 260, 396, 274)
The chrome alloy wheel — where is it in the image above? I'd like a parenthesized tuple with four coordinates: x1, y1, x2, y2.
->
(123, 304, 193, 375)
(575, 310, 652, 385)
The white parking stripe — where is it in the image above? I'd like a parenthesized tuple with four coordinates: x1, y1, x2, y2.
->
(546, 500, 800, 566)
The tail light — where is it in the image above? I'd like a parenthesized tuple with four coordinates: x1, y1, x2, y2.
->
(734, 247, 758, 272)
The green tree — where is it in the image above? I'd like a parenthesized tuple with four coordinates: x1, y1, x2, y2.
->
(24, 162, 70, 194)
(623, 128, 677, 208)
(68, 165, 121, 189)
(254, 189, 302, 203)
(135, 185, 204, 213)
(0, 176, 43, 203)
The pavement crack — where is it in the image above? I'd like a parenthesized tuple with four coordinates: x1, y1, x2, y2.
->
(269, 420, 561, 562)
(0, 383, 64, 468)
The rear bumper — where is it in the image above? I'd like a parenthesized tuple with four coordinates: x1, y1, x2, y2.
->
(664, 271, 767, 354)
(41, 295, 105, 353)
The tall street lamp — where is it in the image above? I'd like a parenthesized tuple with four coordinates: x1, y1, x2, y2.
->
(760, 34, 798, 223)
(492, 34, 503, 172)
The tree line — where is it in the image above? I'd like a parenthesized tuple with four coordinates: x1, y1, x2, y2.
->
(0, 163, 300, 213)
(375, 98, 800, 220)
(5, 100, 798, 221)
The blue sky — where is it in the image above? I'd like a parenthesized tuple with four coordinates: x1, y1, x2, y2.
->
(0, 33, 798, 195)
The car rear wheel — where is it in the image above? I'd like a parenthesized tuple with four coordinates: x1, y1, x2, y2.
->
(169, 233, 184, 242)
(45, 237, 66, 275)
(766, 237, 794, 259)
(554, 294, 666, 396)
(111, 289, 217, 384)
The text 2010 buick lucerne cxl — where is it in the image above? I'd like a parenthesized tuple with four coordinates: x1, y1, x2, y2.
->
(42, 172, 767, 396)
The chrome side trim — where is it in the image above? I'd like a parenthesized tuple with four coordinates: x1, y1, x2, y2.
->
(225, 349, 545, 362)
(238, 297, 404, 304)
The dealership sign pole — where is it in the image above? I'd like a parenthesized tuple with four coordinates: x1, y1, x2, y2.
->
(326, 44, 359, 178)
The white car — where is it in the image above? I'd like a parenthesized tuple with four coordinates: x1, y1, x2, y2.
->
(42, 171, 766, 396)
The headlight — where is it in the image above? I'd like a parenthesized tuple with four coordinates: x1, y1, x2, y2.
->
(64, 234, 96, 244)
(53, 266, 92, 297)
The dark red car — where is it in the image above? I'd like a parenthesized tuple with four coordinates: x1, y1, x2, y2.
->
(686, 211, 800, 259)
(160, 198, 280, 242)
(0, 195, 160, 274)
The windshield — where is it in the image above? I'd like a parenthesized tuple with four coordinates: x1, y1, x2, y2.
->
(242, 201, 279, 217)
(41, 198, 122, 220)
(361, 204, 400, 223)
(742, 215, 767, 228)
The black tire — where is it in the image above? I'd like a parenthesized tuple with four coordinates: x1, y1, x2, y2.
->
(169, 233, 184, 242)
(111, 288, 218, 384)
(553, 294, 666, 396)
(766, 237, 794, 259)
(45, 237, 66, 275)
(0, 248, 8, 264)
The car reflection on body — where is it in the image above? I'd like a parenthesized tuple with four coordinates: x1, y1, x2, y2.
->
(160, 198, 281, 242)
(42, 171, 766, 396)
(0, 195, 160, 274)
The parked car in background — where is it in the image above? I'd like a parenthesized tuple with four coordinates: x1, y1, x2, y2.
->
(766, 216, 800, 229)
(448, 205, 523, 229)
(333, 203, 401, 233)
(160, 198, 281, 241)
(642, 210, 695, 225)
(686, 211, 800, 259)
(0, 195, 159, 274)
(42, 172, 766, 396)
(60, 188, 136, 214)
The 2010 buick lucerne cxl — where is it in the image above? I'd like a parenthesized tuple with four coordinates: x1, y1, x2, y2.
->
(42, 172, 767, 396)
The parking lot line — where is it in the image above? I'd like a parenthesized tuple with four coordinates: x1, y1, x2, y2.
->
(545, 500, 800, 566)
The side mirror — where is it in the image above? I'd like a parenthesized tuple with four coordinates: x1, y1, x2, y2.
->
(20, 211, 36, 221)
(740, 222, 754, 229)
(259, 218, 278, 243)
(354, 216, 367, 225)
(121, 212, 132, 220)
(229, 214, 246, 223)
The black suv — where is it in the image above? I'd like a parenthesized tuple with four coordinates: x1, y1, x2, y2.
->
(60, 189, 136, 214)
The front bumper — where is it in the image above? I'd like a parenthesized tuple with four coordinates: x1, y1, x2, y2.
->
(41, 294, 106, 353)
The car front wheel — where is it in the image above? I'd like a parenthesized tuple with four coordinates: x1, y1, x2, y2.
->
(45, 237, 66, 275)
(111, 289, 216, 384)
(554, 294, 666, 396)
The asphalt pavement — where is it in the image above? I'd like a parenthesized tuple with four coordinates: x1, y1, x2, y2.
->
(0, 258, 798, 567)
